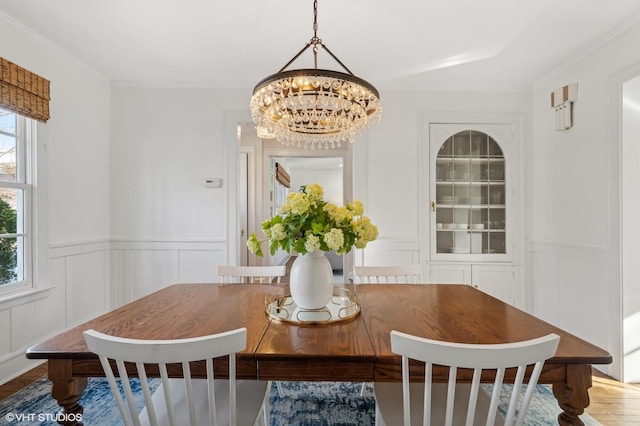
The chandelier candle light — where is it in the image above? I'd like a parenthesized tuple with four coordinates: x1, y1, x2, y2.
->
(250, 0, 381, 150)
(247, 183, 378, 309)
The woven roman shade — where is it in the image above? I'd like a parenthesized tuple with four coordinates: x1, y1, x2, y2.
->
(275, 163, 291, 188)
(0, 57, 50, 122)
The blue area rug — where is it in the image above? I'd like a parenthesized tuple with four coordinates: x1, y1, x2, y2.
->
(0, 377, 601, 425)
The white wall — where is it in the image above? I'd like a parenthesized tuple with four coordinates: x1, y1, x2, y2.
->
(0, 12, 111, 382)
(530, 20, 640, 379)
(109, 88, 249, 303)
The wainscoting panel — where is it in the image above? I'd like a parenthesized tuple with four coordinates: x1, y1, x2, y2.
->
(359, 239, 421, 267)
(66, 250, 110, 325)
(179, 250, 220, 283)
(0, 309, 9, 358)
(128, 250, 180, 301)
(529, 241, 611, 370)
(111, 240, 227, 306)
(0, 240, 111, 385)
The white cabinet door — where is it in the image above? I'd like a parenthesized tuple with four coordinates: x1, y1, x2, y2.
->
(471, 264, 515, 305)
(427, 263, 472, 284)
(427, 263, 515, 305)
(429, 123, 514, 263)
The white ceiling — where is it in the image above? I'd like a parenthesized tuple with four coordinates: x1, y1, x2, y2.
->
(2, 0, 640, 92)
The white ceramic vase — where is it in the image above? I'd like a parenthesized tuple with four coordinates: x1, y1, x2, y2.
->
(289, 250, 334, 310)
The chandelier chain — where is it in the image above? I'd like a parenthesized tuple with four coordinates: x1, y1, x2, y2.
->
(313, 0, 318, 39)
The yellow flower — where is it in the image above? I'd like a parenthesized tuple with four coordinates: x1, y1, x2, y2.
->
(305, 183, 324, 201)
(246, 233, 263, 256)
(347, 199, 364, 216)
(353, 216, 379, 248)
(283, 192, 310, 215)
(325, 203, 351, 223)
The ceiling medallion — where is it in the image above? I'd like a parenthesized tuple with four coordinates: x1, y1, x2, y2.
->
(250, 0, 381, 150)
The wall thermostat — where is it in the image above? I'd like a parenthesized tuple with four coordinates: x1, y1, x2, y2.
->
(205, 178, 223, 188)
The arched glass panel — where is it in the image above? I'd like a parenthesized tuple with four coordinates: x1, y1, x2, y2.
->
(435, 130, 506, 254)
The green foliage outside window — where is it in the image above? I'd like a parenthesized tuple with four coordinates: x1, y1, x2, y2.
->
(0, 197, 17, 284)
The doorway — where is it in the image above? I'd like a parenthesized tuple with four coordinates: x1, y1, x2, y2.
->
(237, 122, 354, 280)
(622, 74, 640, 382)
(269, 156, 346, 281)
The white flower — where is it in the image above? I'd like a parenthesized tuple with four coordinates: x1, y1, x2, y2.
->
(304, 234, 321, 253)
(270, 223, 287, 241)
(324, 228, 344, 251)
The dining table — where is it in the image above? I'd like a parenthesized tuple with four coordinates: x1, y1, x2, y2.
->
(26, 283, 612, 426)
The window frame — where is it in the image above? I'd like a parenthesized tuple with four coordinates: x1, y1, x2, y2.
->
(0, 108, 36, 297)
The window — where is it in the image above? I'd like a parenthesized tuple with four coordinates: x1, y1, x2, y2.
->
(0, 107, 34, 291)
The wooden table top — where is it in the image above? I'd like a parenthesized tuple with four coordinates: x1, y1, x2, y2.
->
(27, 283, 612, 378)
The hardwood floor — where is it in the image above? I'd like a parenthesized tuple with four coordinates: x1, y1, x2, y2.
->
(1, 364, 638, 424)
(0, 362, 47, 401)
(585, 370, 640, 425)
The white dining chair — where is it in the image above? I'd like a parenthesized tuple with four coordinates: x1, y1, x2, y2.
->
(83, 327, 269, 426)
(353, 265, 422, 284)
(217, 265, 286, 285)
(216, 264, 287, 400)
(374, 331, 561, 426)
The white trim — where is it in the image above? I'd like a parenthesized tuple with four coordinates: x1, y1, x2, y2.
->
(225, 110, 252, 266)
(608, 61, 640, 380)
(532, 14, 640, 90)
(49, 239, 110, 258)
(0, 285, 53, 310)
(365, 238, 420, 252)
(111, 239, 226, 251)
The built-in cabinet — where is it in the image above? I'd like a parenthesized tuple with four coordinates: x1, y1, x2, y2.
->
(430, 125, 512, 262)
(426, 263, 515, 305)
(422, 119, 520, 306)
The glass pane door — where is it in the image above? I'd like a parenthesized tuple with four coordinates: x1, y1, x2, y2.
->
(435, 130, 506, 255)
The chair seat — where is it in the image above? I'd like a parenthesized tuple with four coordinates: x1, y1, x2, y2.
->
(140, 379, 268, 426)
(374, 383, 505, 426)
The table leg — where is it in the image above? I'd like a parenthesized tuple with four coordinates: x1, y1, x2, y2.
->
(48, 359, 87, 426)
(552, 364, 592, 426)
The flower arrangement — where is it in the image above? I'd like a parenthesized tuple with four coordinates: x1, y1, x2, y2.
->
(247, 183, 378, 257)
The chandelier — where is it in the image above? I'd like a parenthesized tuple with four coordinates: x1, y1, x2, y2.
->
(250, 0, 381, 150)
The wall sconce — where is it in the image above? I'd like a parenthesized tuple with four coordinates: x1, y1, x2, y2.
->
(551, 83, 578, 131)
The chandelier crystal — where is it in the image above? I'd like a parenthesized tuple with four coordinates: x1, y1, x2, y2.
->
(256, 125, 276, 139)
(250, 0, 381, 150)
